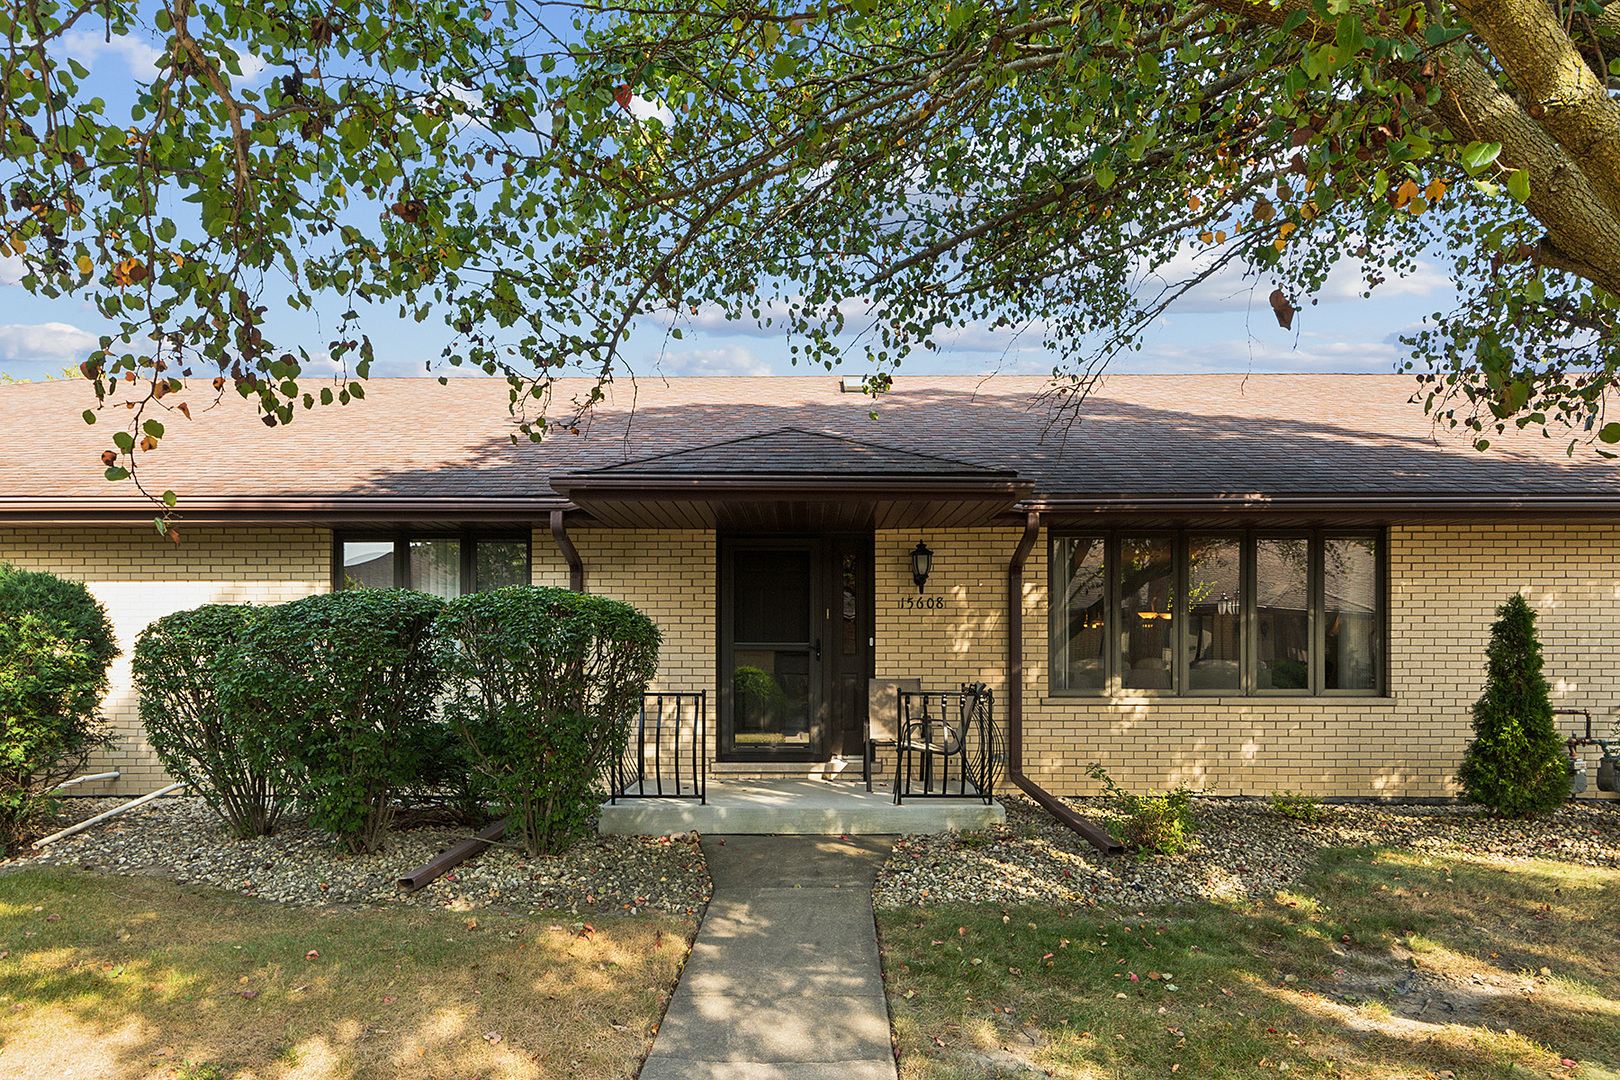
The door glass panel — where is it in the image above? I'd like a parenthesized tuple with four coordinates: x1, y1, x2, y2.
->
(732, 650, 811, 746)
(1186, 536, 1241, 691)
(1256, 538, 1310, 689)
(733, 551, 810, 643)
(841, 554, 858, 655)
(1053, 537, 1106, 690)
(341, 541, 396, 589)
(1120, 537, 1175, 690)
(475, 540, 529, 591)
(1325, 537, 1379, 690)
(409, 539, 462, 599)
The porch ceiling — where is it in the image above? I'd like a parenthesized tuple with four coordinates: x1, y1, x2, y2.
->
(552, 478, 1033, 531)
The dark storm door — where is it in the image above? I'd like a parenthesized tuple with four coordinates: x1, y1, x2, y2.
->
(720, 536, 874, 761)
(720, 540, 824, 760)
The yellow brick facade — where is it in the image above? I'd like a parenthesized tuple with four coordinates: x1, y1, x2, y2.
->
(10, 521, 1616, 802)
(0, 526, 331, 796)
(875, 523, 1620, 801)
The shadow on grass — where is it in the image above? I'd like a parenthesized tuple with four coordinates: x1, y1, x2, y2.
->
(0, 868, 695, 1080)
(877, 845, 1620, 1080)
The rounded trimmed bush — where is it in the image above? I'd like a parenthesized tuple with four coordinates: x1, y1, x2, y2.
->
(231, 589, 447, 853)
(135, 604, 295, 839)
(438, 586, 660, 856)
(0, 564, 118, 849)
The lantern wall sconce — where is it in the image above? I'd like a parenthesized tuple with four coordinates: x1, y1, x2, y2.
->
(910, 541, 933, 594)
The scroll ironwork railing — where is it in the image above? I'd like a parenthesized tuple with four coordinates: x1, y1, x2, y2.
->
(609, 691, 707, 804)
(894, 683, 1003, 805)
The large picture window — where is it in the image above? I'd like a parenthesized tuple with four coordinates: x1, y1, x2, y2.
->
(1050, 531, 1384, 696)
(334, 532, 531, 597)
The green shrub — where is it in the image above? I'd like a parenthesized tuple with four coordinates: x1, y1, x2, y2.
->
(134, 604, 295, 839)
(438, 587, 660, 856)
(0, 565, 118, 849)
(1456, 594, 1569, 818)
(231, 590, 446, 853)
(1086, 762, 1195, 856)
(1268, 790, 1326, 823)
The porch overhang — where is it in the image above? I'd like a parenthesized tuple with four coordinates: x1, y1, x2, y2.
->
(549, 475, 1033, 531)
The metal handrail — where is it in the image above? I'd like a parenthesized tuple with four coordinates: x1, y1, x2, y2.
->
(609, 691, 707, 804)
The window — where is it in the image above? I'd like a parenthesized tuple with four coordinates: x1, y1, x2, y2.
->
(1050, 531, 1384, 696)
(335, 532, 531, 596)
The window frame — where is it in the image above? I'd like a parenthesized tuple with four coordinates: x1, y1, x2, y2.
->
(1048, 528, 1386, 698)
(331, 530, 533, 596)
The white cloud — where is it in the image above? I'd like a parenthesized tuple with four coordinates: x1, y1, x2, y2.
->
(0, 255, 23, 287)
(650, 344, 773, 376)
(1140, 241, 1451, 315)
(62, 29, 162, 76)
(1116, 334, 1401, 374)
(0, 321, 98, 364)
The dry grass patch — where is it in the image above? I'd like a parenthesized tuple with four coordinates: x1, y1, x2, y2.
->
(0, 868, 694, 1079)
(878, 843, 1619, 1080)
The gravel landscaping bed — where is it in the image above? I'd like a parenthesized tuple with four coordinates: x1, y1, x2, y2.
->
(874, 794, 1620, 911)
(5, 796, 711, 917)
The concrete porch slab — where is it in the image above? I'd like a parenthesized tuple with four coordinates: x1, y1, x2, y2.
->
(598, 778, 1004, 836)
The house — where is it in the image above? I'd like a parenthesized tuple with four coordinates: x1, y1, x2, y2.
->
(3, 373, 1617, 814)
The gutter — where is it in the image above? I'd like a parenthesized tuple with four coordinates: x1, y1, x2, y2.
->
(1006, 510, 1123, 856)
(550, 509, 585, 591)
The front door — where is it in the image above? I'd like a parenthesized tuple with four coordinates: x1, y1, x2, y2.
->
(719, 536, 873, 761)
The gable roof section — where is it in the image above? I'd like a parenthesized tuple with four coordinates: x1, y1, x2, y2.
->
(551, 427, 1030, 530)
(574, 427, 1017, 477)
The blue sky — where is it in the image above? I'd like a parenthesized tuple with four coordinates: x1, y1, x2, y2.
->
(0, 32, 1455, 384)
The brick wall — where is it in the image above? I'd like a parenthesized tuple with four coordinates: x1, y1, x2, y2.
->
(12, 521, 1615, 802)
(539, 528, 719, 769)
(0, 526, 331, 795)
(874, 523, 1620, 801)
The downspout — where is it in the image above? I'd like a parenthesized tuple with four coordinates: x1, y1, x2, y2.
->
(1007, 510, 1123, 855)
(550, 509, 585, 592)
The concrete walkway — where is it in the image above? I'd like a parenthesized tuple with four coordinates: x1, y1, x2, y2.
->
(639, 835, 898, 1080)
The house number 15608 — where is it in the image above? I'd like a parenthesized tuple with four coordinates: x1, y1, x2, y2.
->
(897, 596, 947, 610)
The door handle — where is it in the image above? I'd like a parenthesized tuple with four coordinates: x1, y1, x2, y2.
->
(813, 638, 822, 661)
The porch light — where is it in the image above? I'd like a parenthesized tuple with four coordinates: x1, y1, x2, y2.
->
(910, 541, 933, 594)
(1217, 592, 1239, 616)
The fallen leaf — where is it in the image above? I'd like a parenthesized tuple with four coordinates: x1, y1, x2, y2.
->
(305, 950, 319, 960)
(484, 1031, 502, 1044)
(383, 995, 397, 1005)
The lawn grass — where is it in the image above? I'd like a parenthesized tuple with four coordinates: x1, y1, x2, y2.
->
(878, 846, 1619, 1080)
(0, 868, 694, 1080)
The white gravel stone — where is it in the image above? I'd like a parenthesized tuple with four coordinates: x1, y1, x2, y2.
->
(5, 796, 711, 917)
(872, 795, 1620, 911)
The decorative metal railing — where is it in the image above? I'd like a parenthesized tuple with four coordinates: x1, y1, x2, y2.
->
(608, 691, 707, 804)
(894, 683, 1003, 805)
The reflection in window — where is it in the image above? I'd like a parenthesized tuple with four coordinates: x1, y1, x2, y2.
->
(342, 541, 396, 590)
(1050, 531, 1382, 696)
(1186, 536, 1241, 691)
(475, 540, 530, 590)
(1053, 538, 1106, 690)
(1256, 538, 1310, 690)
(1120, 537, 1175, 691)
(732, 655, 811, 746)
(1325, 537, 1378, 690)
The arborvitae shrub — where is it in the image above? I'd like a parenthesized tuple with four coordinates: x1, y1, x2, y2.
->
(1455, 594, 1570, 818)
(135, 604, 295, 839)
(438, 587, 660, 856)
(0, 565, 118, 849)
(230, 589, 447, 853)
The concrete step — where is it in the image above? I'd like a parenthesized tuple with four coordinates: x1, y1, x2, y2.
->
(598, 778, 1004, 836)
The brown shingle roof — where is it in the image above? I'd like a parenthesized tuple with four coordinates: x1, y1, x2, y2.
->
(2, 373, 1617, 524)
